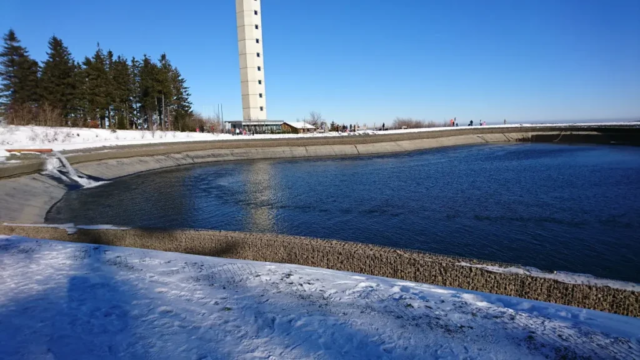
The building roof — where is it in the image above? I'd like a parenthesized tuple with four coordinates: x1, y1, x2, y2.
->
(224, 120, 284, 125)
(284, 121, 316, 129)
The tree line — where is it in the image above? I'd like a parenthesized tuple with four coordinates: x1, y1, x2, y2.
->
(0, 29, 198, 131)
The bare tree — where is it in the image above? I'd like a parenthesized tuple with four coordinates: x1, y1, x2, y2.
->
(4, 103, 65, 126)
(391, 117, 443, 129)
(190, 111, 224, 133)
(306, 111, 324, 128)
(209, 108, 224, 133)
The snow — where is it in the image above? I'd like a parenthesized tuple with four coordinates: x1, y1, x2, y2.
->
(42, 151, 109, 188)
(284, 121, 316, 129)
(0, 126, 227, 158)
(2, 223, 129, 235)
(1, 122, 637, 159)
(458, 262, 640, 292)
(1, 235, 638, 359)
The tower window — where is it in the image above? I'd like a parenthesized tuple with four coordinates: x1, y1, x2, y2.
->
(257, 66, 261, 71)
(257, 52, 260, 57)
(255, 24, 259, 29)
(258, 80, 262, 84)
(260, 106, 264, 111)
(254, 10, 258, 15)
(256, 39, 260, 44)
(259, 93, 263, 98)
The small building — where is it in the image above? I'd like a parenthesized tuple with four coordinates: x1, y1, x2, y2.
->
(225, 120, 284, 134)
(282, 121, 316, 134)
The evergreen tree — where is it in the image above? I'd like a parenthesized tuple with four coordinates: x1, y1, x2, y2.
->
(1, 29, 194, 129)
(105, 50, 116, 128)
(110, 55, 133, 129)
(156, 53, 174, 130)
(169, 66, 192, 131)
(129, 57, 142, 129)
(83, 46, 109, 127)
(138, 55, 159, 129)
(72, 61, 88, 126)
(40, 35, 76, 118)
(0, 29, 39, 112)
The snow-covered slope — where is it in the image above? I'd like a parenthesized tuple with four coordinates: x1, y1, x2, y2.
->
(0, 126, 230, 158)
(1, 235, 638, 359)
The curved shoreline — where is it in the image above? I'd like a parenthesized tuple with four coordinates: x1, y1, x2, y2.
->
(3, 123, 640, 180)
(1, 125, 640, 228)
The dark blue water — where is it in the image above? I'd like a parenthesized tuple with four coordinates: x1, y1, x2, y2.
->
(47, 144, 640, 282)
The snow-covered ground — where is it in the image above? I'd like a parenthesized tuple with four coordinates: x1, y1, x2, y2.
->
(1, 122, 636, 160)
(1, 235, 638, 359)
(0, 126, 230, 159)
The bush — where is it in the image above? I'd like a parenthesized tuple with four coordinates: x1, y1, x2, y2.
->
(391, 117, 447, 129)
(3, 103, 65, 127)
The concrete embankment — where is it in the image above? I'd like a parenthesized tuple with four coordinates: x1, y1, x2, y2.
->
(71, 132, 524, 180)
(1, 125, 639, 224)
(1, 225, 638, 317)
(3, 124, 640, 180)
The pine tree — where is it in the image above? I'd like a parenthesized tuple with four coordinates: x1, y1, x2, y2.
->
(105, 50, 116, 128)
(169, 66, 192, 131)
(40, 35, 76, 119)
(0, 29, 39, 113)
(138, 55, 159, 129)
(72, 61, 88, 126)
(110, 55, 133, 129)
(1, 30, 194, 129)
(83, 46, 109, 127)
(129, 57, 142, 129)
(156, 53, 174, 130)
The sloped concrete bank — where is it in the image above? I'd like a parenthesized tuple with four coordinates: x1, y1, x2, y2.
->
(1, 225, 638, 317)
(1, 126, 639, 224)
(3, 124, 640, 180)
(72, 132, 528, 180)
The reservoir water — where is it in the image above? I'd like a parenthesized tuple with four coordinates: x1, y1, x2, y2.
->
(47, 144, 640, 282)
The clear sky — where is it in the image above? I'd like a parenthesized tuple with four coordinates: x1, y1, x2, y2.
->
(2, 0, 639, 125)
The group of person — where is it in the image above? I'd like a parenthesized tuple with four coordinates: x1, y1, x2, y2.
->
(450, 119, 501, 127)
(467, 120, 488, 126)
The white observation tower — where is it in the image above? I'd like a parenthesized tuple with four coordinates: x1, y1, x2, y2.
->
(236, 0, 267, 121)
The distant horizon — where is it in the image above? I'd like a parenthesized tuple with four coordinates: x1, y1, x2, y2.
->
(2, 0, 639, 126)
(476, 117, 640, 125)
(213, 117, 640, 126)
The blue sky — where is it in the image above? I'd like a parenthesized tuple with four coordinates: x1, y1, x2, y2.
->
(2, 0, 639, 125)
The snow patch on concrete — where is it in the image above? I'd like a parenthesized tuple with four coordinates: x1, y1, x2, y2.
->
(42, 152, 108, 188)
(458, 262, 640, 292)
(3, 223, 129, 235)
